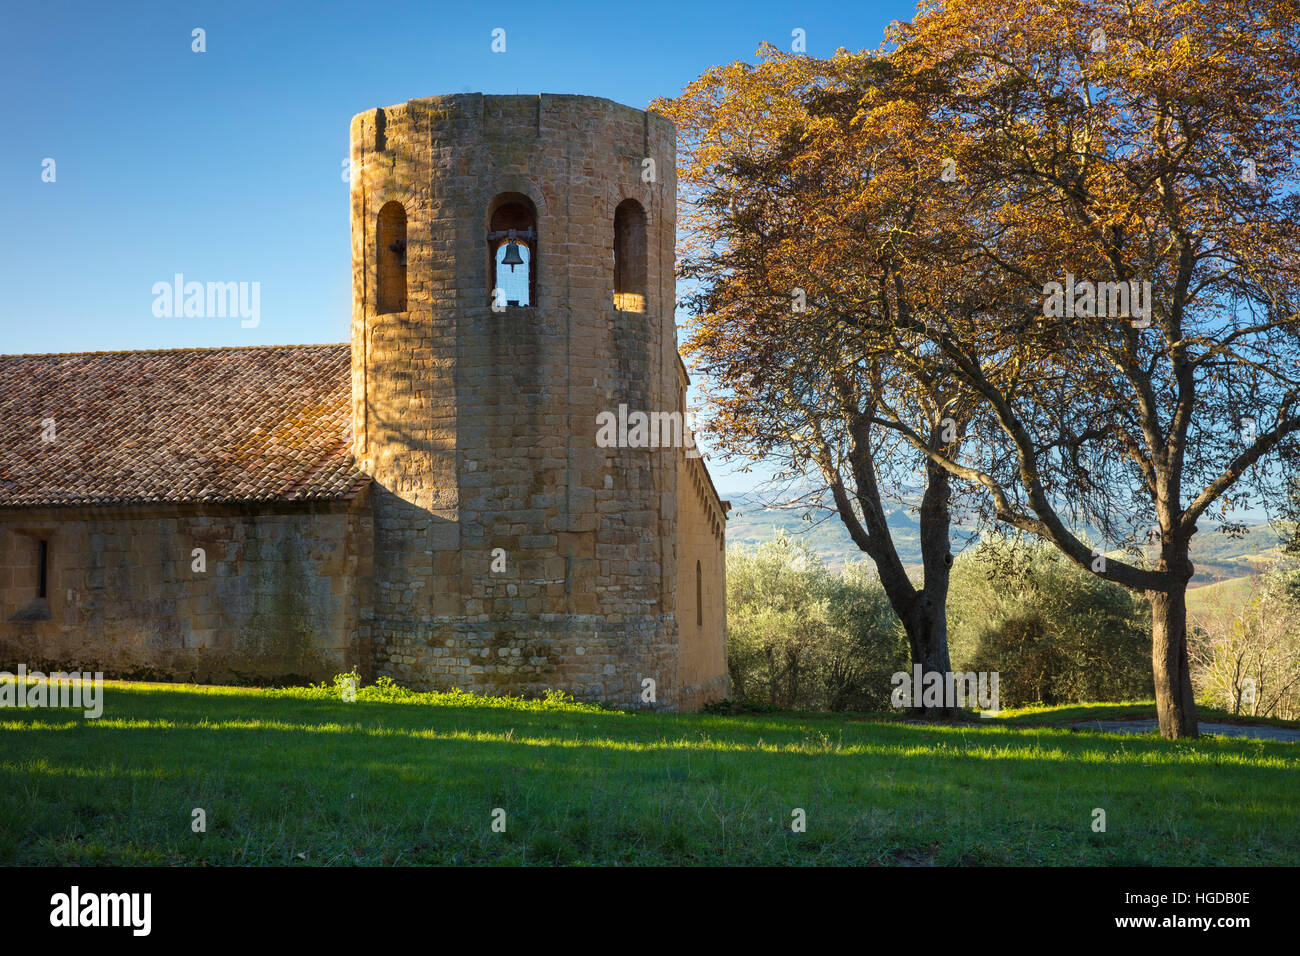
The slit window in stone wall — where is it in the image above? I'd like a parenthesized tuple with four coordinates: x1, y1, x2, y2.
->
(696, 560, 703, 627)
(377, 201, 407, 313)
(613, 199, 647, 312)
(7, 534, 52, 622)
(487, 194, 537, 308)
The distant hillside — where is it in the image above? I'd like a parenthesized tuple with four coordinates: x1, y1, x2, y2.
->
(1178, 525, 1287, 585)
(723, 491, 1287, 587)
(1186, 576, 1259, 621)
(723, 493, 967, 574)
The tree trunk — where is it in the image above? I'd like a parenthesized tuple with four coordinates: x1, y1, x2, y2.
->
(901, 587, 959, 719)
(832, 418, 961, 719)
(1147, 583, 1199, 739)
(905, 457, 959, 719)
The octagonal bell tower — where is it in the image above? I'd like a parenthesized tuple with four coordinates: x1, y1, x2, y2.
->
(348, 93, 683, 707)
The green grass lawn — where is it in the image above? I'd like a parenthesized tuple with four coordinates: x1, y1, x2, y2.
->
(2, 680, 1296, 866)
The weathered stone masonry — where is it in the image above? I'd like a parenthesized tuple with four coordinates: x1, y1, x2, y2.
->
(351, 93, 726, 708)
(0, 498, 373, 684)
(0, 93, 729, 709)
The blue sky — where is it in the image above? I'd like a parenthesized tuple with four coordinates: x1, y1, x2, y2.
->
(0, 0, 915, 494)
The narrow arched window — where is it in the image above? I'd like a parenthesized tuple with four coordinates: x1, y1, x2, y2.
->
(613, 199, 647, 312)
(376, 201, 407, 313)
(487, 194, 537, 307)
(696, 560, 703, 627)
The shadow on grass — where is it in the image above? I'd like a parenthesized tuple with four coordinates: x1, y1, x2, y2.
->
(1, 686, 1296, 866)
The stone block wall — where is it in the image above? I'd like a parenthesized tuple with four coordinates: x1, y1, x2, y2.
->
(0, 93, 731, 710)
(0, 495, 373, 684)
(674, 360, 730, 710)
(351, 93, 702, 708)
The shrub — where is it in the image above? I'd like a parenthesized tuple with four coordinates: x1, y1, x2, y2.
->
(947, 536, 1152, 707)
(726, 534, 907, 711)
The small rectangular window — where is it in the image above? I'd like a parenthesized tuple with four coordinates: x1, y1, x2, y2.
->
(696, 560, 703, 627)
(377, 200, 408, 313)
(6, 534, 52, 622)
(614, 199, 647, 312)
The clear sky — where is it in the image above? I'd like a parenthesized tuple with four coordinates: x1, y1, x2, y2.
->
(0, 0, 917, 494)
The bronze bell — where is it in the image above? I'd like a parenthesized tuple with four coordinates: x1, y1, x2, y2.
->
(501, 237, 524, 271)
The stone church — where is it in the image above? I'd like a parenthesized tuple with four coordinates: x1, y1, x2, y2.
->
(0, 94, 730, 710)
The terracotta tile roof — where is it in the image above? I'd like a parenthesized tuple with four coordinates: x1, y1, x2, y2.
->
(0, 344, 368, 508)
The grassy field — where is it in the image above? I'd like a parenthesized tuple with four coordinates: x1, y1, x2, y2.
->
(1186, 575, 1260, 620)
(2, 680, 1297, 866)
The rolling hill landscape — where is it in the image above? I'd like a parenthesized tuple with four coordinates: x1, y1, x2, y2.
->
(722, 490, 1288, 618)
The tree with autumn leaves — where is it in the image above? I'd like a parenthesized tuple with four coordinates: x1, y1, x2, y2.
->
(657, 52, 983, 718)
(658, 0, 1300, 738)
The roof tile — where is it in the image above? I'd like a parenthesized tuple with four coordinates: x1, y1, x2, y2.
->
(0, 344, 369, 508)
